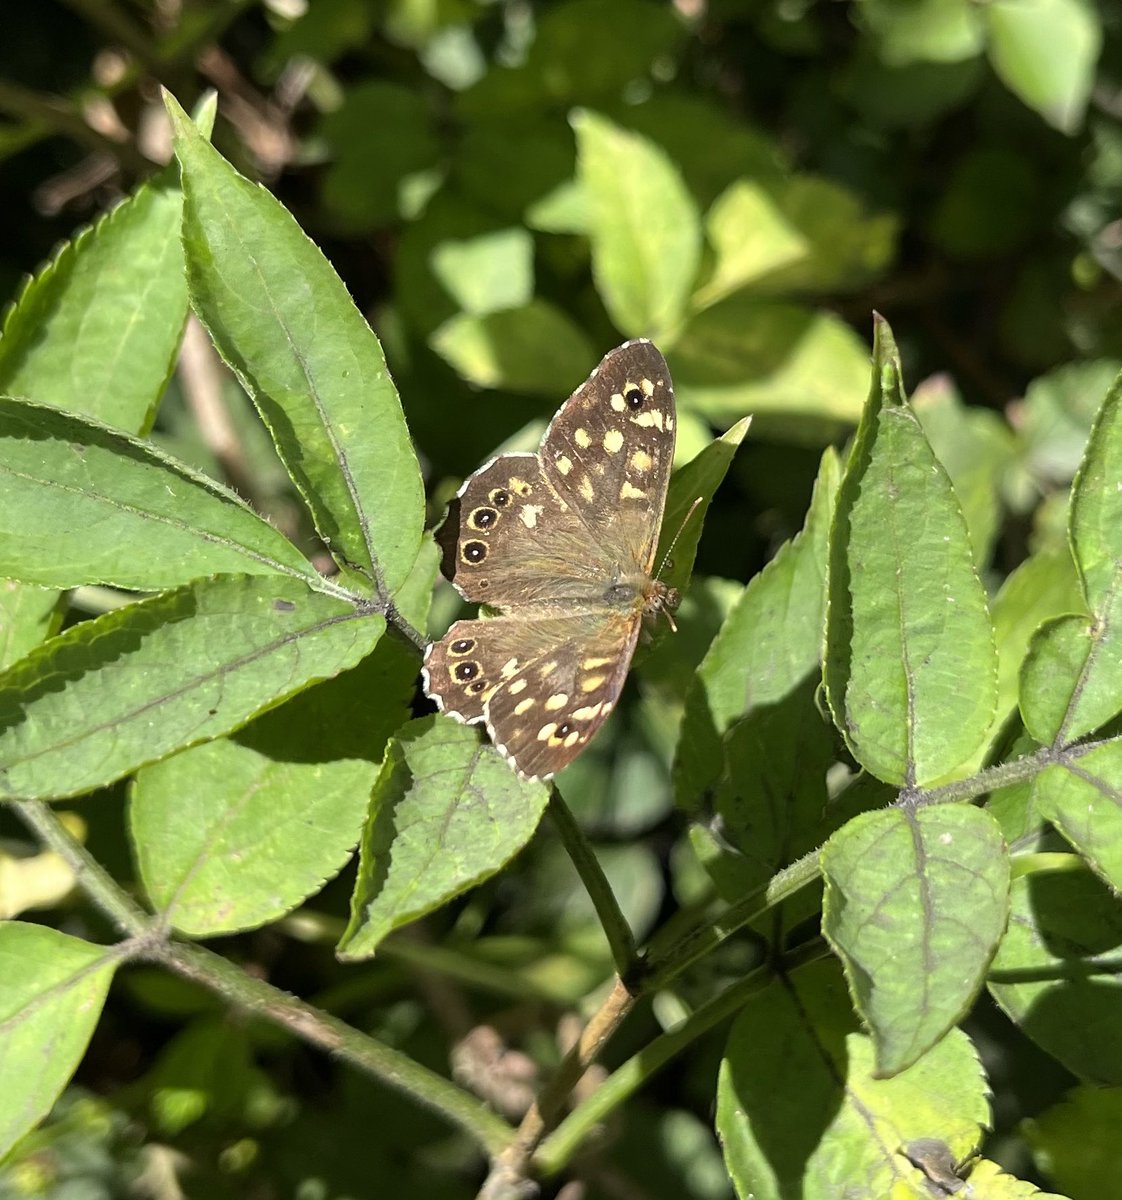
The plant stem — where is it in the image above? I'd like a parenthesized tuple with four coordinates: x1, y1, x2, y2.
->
(150, 939, 513, 1156)
(548, 786, 638, 980)
(478, 977, 636, 1197)
(11, 800, 152, 937)
(15, 800, 513, 1158)
(643, 846, 821, 990)
(534, 970, 770, 1177)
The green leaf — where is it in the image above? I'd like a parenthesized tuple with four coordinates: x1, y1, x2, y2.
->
(694, 180, 808, 309)
(0, 575, 381, 801)
(824, 317, 997, 786)
(0, 923, 117, 1159)
(430, 227, 534, 316)
(1020, 371, 1122, 745)
(318, 81, 441, 230)
(703, 679, 834, 921)
(572, 109, 702, 340)
(131, 617, 420, 937)
(984, 0, 1102, 134)
(132, 738, 375, 936)
(676, 448, 839, 803)
(981, 545, 1082, 756)
(911, 374, 1016, 567)
(669, 298, 870, 436)
(955, 1159, 1067, 1198)
(717, 960, 988, 1199)
(821, 805, 1010, 1075)
(657, 415, 751, 597)
(0, 397, 315, 591)
(1020, 359, 1121, 487)
(1027, 1085, 1122, 1198)
(0, 583, 58, 671)
(338, 716, 549, 959)
(860, 0, 985, 65)
(164, 91, 424, 596)
(0, 174, 188, 433)
(1033, 743, 1122, 891)
(989, 865, 1122, 1083)
(430, 300, 596, 395)
(761, 175, 899, 294)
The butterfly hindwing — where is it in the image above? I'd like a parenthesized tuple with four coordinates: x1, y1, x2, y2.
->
(423, 611, 640, 779)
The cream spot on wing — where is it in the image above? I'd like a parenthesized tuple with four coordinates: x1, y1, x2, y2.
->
(610, 394, 627, 412)
(620, 481, 646, 500)
(540, 660, 559, 676)
(603, 429, 624, 454)
(509, 476, 533, 496)
(641, 377, 655, 396)
(583, 656, 613, 669)
(508, 678, 528, 695)
(563, 730, 581, 748)
(537, 722, 557, 742)
(574, 428, 591, 448)
(602, 701, 614, 715)
(520, 504, 543, 529)
(501, 657, 520, 679)
(572, 703, 603, 721)
(545, 693, 569, 711)
(555, 455, 573, 475)
(514, 697, 535, 715)
(630, 449, 653, 473)
(666, 416, 675, 431)
(630, 411, 656, 428)
(579, 475, 595, 502)
(581, 674, 606, 692)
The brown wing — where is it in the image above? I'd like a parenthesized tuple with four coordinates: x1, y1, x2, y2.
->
(436, 453, 615, 610)
(422, 609, 640, 779)
(539, 339, 675, 575)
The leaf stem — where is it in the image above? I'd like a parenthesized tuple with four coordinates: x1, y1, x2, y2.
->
(548, 786, 638, 980)
(14, 800, 512, 1158)
(11, 800, 152, 937)
(148, 939, 513, 1156)
(534, 970, 769, 1177)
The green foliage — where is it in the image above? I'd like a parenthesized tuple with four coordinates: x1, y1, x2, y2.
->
(0, 3, 1121, 1199)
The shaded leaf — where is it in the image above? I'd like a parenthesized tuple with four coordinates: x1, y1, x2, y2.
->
(0, 923, 117, 1159)
(821, 804, 1010, 1074)
(717, 960, 988, 1199)
(989, 865, 1122, 1083)
(338, 716, 549, 959)
(0, 575, 381, 801)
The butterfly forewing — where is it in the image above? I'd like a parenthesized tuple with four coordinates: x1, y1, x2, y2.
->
(540, 340, 675, 575)
(425, 339, 677, 780)
(436, 454, 613, 609)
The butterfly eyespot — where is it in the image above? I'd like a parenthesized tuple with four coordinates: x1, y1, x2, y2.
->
(454, 661, 480, 681)
(467, 680, 487, 693)
(462, 540, 487, 564)
(624, 386, 645, 409)
(450, 638, 475, 655)
(555, 721, 574, 738)
(489, 488, 511, 507)
(469, 506, 498, 530)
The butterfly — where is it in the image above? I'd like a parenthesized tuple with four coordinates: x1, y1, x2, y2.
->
(422, 339, 677, 780)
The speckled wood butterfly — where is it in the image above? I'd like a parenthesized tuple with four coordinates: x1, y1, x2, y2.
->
(422, 339, 677, 780)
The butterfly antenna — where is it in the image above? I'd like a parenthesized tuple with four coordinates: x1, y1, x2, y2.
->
(655, 495, 704, 583)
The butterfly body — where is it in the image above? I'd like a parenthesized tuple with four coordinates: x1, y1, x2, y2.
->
(422, 340, 676, 780)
